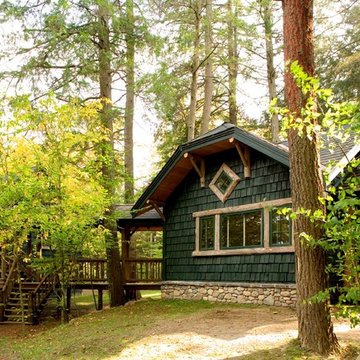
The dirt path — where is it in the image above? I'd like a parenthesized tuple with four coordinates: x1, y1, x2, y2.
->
(118, 306, 360, 360)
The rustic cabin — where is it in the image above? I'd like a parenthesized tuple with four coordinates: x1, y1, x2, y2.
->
(127, 122, 359, 307)
(0, 122, 358, 324)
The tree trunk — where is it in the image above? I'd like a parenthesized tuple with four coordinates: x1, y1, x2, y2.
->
(124, 0, 135, 202)
(200, 0, 214, 135)
(281, 0, 338, 354)
(263, 0, 279, 142)
(227, 0, 238, 125)
(98, 4, 125, 307)
(187, 0, 201, 141)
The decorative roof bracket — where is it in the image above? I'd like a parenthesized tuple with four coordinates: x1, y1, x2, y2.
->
(229, 138, 251, 178)
(146, 200, 166, 221)
(184, 153, 206, 188)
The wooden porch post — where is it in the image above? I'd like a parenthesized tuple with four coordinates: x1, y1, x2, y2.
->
(98, 289, 103, 310)
(121, 228, 130, 282)
(66, 287, 71, 312)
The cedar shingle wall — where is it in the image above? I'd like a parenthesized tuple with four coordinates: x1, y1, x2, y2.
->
(163, 148, 295, 283)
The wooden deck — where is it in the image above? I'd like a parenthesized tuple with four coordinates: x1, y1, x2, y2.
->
(70, 257, 162, 290)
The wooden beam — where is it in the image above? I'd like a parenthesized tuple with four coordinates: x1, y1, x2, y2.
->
(184, 153, 206, 187)
(147, 200, 165, 221)
(229, 138, 251, 178)
(134, 205, 154, 218)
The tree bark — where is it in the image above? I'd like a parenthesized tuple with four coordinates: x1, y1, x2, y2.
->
(262, 0, 279, 142)
(98, 3, 125, 307)
(200, 0, 214, 135)
(281, 0, 338, 354)
(124, 0, 135, 202)
(227, 0, 238, 125)
(187, 0, 201, 141)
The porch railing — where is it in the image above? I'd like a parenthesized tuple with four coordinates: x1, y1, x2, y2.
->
(71, 258, 162, 284)
(124, 258, 162, 283)
(71, 258, 107, 282)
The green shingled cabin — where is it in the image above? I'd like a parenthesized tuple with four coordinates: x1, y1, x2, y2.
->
(122, 123, 359, 307)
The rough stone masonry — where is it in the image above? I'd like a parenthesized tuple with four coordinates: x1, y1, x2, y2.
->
(161, 281, 297, 307)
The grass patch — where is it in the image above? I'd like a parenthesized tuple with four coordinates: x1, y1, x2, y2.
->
(1, 299, 358, 360)
(0, 299, 221, 360)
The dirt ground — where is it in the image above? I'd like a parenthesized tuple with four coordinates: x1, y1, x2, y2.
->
(1, 306, 359, 359)
(119, 307, 360, 360)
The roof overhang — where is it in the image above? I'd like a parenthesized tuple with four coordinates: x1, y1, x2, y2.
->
(133, 124, 289, 212)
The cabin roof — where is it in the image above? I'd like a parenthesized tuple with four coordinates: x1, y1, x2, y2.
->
(132, 123, 289, 212)
(115, 204, 163, 230)
(132, 123, 359, 213)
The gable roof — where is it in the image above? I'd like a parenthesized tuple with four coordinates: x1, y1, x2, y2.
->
(133, 123, 359, 213)
(133, 123, 289, 212)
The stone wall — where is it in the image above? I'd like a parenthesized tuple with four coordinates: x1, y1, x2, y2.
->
(161, 281, 296, 307)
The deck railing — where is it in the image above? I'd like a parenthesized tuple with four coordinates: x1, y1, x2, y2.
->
(124, 258, 162, 283)
(70, 258, 162, 284)
(71, 258, 108, 282)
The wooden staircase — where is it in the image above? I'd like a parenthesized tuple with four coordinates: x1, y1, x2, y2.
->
(0, 254, 57, 325)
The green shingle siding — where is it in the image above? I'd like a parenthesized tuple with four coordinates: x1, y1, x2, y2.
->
(163, 148, 295, 284)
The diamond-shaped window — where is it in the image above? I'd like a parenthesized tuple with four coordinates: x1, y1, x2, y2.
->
(209, 163, 240, 203)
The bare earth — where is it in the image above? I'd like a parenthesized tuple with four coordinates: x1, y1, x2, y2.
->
(118, 306, 360, 360)
(1, 306, 359, 359)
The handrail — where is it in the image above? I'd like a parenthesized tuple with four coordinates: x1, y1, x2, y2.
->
(0, 256, 18, 321)
(27, 273, 57, 324)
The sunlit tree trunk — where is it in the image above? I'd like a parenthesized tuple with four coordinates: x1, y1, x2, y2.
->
(124, 0, 135, 202)
(98, 3, 125, 307)
(187, 0, 202, 141)
(200, 0, 214, 135)
(227, 0, 238, 125)
(262, 0, 279, 142)
(281, 0, 338, 354)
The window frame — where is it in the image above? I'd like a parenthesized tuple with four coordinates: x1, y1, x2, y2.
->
(192, 198, 294, 256)
(220, 209, 264, 250)
(199, 215, 215, 251)
(269, 206, 292, 247)
(209, 163, 240, 203)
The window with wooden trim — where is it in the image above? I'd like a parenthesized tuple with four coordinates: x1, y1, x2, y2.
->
(220, 210, 262, 249)
(199, 216, 215, 251)
(192, 198, 294, 256)
(209, 163, 240, 203)
(270, 208, 291, 246)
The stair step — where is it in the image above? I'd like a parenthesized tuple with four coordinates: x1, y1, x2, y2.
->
(0, 321, 32, 325)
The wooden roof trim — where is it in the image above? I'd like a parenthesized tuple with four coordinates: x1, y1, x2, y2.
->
(184, 153, 206, 188)
(229, 138, 251, 178)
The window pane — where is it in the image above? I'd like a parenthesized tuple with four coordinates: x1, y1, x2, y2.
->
(215, 171, 233, 194)
(271, 209, 290, 245)
(200, 217, 214, 250)
(221, 214, 243, 248)
(221, 211, 262, 248)
(244, 212, 262, 246)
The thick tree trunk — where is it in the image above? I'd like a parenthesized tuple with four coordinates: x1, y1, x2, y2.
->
(187, 0, 201, 141)
(124, 0, 135, 202)
(98, 5, 125, 307)
(282, 0, 338, 354)
(200, 0, 214, 135)
(263, 0, 279, 142)
(227, 0, 238, 125)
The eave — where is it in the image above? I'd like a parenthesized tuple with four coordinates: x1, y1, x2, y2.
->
(132, 124, 289, 213)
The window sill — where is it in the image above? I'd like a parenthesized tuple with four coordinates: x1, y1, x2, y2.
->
(192, 245, 294, 257)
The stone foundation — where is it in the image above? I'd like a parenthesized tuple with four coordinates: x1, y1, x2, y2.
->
(161, 281, 296, 307)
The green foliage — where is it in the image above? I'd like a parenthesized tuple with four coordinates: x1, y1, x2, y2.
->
(0, 96, 109, 306)
(275, 62, 360, 327)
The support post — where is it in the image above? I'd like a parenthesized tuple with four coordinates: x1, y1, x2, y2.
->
(66, 287, 71, 312)
(98, 289, 103, 310)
